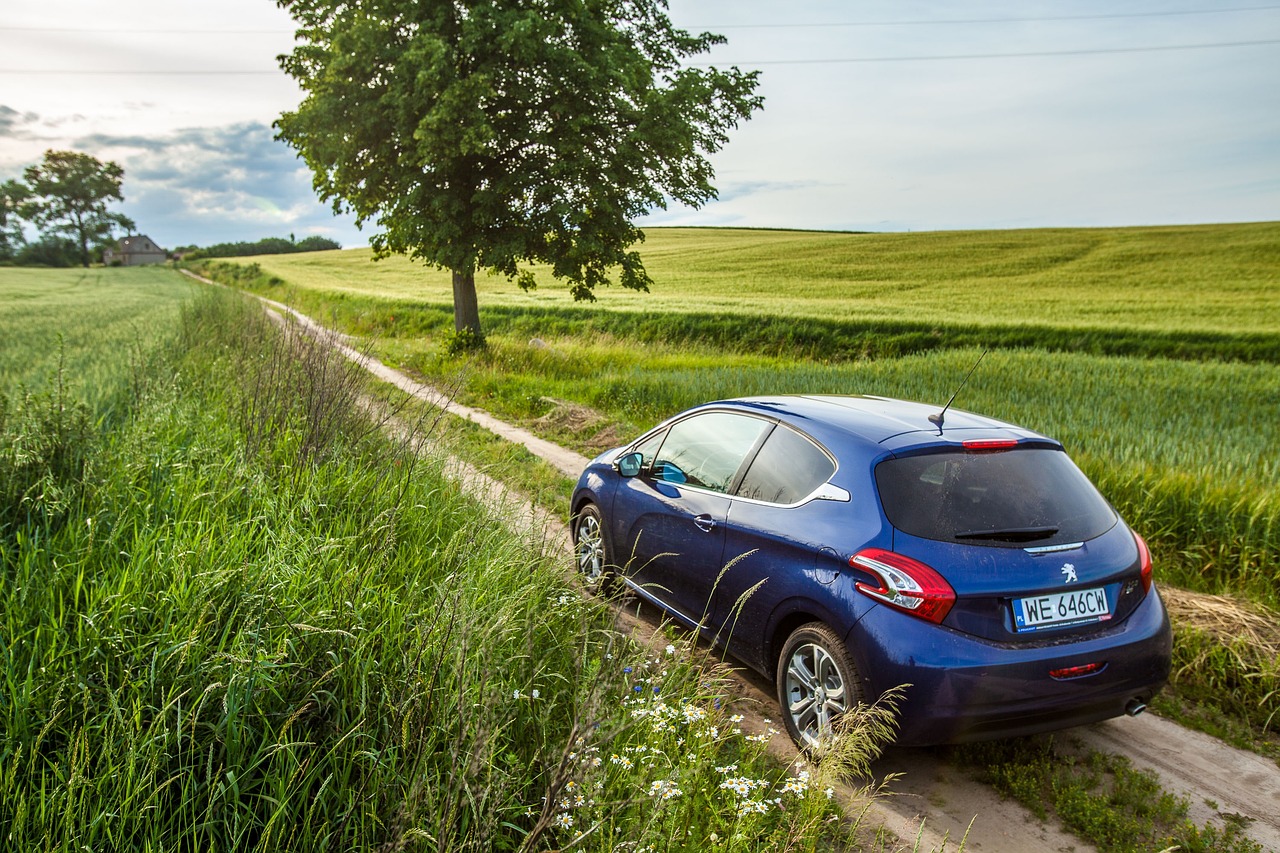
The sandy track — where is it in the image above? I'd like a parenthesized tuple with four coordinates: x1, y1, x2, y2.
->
(190, 270, 1280, 852)
(1077, 714, 1280, 851)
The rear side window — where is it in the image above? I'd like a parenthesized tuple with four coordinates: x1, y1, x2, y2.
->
(875, 448, 1116, 547)
(736, 425, 835, 504)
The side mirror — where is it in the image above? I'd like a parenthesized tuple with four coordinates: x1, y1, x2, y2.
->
(615, 451, 643, 478)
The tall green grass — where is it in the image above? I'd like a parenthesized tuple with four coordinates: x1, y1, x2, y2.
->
(383, 333, 1280, 609)
(1, 283, 896, 850)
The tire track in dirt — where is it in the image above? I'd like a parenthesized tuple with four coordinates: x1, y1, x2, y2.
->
(1076, 714, 1280, 851)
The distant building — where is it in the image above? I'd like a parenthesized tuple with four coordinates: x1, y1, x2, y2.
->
(105, 235, 167, 266)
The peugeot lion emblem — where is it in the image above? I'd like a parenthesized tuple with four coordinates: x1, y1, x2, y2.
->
(1061, 563, 1078, 584)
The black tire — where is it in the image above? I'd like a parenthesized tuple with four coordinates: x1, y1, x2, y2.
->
(776, 622, 864, 752)
(571, 503, 618, 595)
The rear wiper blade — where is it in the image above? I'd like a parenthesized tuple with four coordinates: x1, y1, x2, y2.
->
(954, 526, 1059, 542)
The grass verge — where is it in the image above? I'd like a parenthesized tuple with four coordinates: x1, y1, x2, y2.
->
(1155, 590, 1280, 765)
(2, 282, 913, 851)
(952, 737, 1263, 853)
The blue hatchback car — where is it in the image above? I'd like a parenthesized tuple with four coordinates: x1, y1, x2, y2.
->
(570, 395, 1172, 748)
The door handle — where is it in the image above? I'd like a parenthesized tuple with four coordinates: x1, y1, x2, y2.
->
(694, 514, 716, 532)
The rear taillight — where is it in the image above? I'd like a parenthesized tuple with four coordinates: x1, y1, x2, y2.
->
(1134, 532, 1153, 594)
(851, 548, 956, 624)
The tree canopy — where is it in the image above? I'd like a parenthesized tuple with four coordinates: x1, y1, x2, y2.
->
(19, 150, 135, 268)
(275, 0, 762, 343)
(178, 235, 341, 260)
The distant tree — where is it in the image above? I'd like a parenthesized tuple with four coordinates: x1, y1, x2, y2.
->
(19, 150, 135, 268)
(295, 235, 340, 252)
(275, 0, 762, 345)
(14, 235, 79, 267)
(182, 235, 342, 259)
(0, 178, 28, 262)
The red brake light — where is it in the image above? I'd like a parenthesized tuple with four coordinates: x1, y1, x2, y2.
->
(1050, 662, 1106, 680)
(1134, 532, 1153, 594)
(851, 548, 956, 624)
(962, 439, 1019, 451)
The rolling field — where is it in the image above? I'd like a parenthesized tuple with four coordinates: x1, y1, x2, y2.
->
(0, 266, 197, 414)
(205, 222, 1280, 610)
(234, 222, 1280, 354)
(233, 223, 1280, 332)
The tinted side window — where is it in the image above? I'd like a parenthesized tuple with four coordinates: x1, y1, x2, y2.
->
(736, 425, 836, 504)
(652, 412, 769, 494)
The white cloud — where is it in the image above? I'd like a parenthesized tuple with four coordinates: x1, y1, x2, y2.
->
(71, 123, 362, 248)
(1, 0, 1276, 245)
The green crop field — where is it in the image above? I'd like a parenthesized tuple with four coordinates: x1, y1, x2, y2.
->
(202, 222, 1280, 603)
(231, 222, 1280, 354)
(0, 266, 198, 414)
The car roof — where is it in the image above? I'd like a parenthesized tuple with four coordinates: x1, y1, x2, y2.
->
(702, 394, 1054, 453)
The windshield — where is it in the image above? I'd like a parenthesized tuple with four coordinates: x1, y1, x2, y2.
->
(875, 447, 1117, 547)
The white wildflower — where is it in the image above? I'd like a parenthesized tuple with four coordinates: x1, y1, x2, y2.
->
(648, 779, 683, 800)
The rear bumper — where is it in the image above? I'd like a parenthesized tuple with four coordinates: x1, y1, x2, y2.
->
(851, 586, 1173, 746)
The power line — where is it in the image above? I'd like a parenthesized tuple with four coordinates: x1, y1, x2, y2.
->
(2, 5, 1277, 34)
(707, 39, 1280, 65)
(2, 37, 1276, 74)
(0, 69, 283, 75)
(691, 5, 1280, 29)
(0, 26, 289, 34)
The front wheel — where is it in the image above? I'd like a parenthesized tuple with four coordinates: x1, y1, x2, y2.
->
(572, 503, 617, 594)
(776, 623, 863, 752)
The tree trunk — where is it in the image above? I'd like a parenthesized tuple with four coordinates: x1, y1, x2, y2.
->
(451, 267, 482, 337)
(75, 215, 90, 267)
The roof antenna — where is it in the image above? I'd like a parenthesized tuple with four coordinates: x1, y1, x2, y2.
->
(929, 349, 989, 430)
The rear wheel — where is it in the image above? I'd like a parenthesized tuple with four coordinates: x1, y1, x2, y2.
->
(572, 503, 617, 594)
(776, 623, 863, 751)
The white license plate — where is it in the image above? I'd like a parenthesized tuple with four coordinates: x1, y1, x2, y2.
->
(1013, 587, 1111, 632)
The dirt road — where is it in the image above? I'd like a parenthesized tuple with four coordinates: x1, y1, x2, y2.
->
(200, 272, 1279, 852)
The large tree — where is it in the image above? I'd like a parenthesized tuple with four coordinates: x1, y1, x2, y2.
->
(19, 150, 135, 268)
(275, 0, 762, 343)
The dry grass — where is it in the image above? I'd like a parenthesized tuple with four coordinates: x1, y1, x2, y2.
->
(1161, 587, 1280, 738)
(1162, 588, 1280, 661)
(533, 397, 625, 454)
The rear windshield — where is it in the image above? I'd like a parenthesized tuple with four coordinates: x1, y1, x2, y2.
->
(875, 448, 1117, 547)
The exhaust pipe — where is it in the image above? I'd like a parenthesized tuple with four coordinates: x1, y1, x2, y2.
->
(1125, 698, 1147, 717)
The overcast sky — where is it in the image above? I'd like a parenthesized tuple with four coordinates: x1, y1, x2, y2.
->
(2, 1, 1277, 249)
